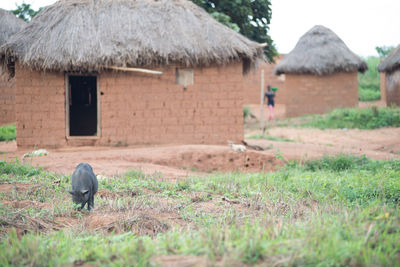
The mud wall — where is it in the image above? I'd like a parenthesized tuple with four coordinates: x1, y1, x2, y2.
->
(283, 72, 358, 117)
(383, 69, 400, 106)
(14, 64, 66, 147)
(380, 72, 386, 104)
(15, 63, 244, 148)
(0, 72, 16, 126)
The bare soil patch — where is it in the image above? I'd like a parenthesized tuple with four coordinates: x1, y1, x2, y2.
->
(0, 183, 35, 193)
(1, 200, 51, 209)
(0, 125, 399, 179)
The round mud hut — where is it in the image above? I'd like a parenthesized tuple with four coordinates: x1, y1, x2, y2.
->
(378, 44, 400, 106)
(274, 25, 367, 117)
(0, 8, 27, 126)
(1, 0, 264, 148)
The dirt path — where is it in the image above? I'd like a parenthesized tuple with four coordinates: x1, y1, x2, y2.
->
(0, 127, 399, 178)
(245, 127, 400, 161)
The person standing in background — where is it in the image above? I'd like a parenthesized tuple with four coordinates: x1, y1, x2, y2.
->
(264, 85, 276, 120)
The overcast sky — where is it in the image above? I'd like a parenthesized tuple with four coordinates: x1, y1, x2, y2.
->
(1, 0, 399, 57)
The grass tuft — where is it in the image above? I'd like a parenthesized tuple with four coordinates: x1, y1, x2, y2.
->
(301, 106, 400, 129)
(0, 124, 16, 142)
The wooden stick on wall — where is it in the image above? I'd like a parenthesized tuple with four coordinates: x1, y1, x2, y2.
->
(260, 70, 265, 136)
(104, 66, 163, 75)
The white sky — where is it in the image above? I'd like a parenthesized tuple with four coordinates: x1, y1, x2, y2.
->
(1, 0, 399, 57)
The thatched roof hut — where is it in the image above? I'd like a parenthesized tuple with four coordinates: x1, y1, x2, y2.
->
(0, 9, 26, 126)
(378, 44, 400, 73)
(1, 0, 264, 72)
(0, 8, 27, 46)
(274, 25, 367, 76)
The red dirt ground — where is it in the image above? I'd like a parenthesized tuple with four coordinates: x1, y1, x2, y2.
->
(1, 126, 399, 178)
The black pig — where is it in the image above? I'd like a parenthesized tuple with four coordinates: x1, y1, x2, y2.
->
(68, 163, 98, 211)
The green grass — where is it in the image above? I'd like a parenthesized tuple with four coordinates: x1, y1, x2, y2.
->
(358, 56, 380, 102)
(359, 87, 381, 101)
(0, 124, 16, 142)
(301, 106, 400, 129)
(248, 134, 294, 142)
(243, 106, 250, 119)
(0, 157, 399, 266)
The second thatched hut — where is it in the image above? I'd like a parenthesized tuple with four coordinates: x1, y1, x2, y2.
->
(274, 25, 367, 117)
(0, 8, 26, 126)
(378, 44, 400, 106)
(1, 0, 264, 148)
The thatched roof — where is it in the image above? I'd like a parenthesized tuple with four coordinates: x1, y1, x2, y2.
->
(378, 44, 400, 73)
(274, 25, 367, 75)
(0, 0, 264, 72)
(0, 9, 27, 46)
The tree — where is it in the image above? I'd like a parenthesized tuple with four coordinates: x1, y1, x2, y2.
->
(12, 2, 42, 22)
(375, 46, 395, 58)
(190, 0, 277, 62)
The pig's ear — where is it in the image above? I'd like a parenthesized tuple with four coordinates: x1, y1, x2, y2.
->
(81, 190, 89, 195)
(68, 190, 75, 195)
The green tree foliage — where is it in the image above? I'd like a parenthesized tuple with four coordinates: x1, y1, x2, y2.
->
(358, 56, 381, 101)
(12, 2, 42, 22)
(375, 46, 395, 58)
(190, 0, 277, 62)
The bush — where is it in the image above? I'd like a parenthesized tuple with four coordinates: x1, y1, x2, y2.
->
(243, 106, 250, 119)
(300, 154, 400, 172)
(358, 57, 380, 91)
(0, 124, 16, 142)
(302, 106, 400, 129)
(359, 87, 381, 101)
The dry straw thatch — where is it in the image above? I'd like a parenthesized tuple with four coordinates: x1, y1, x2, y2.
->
(0, 9, 27, 46)
(0, 0, 264, 72)
(378, 44, 400, 73)
(274, 25, 367, 76)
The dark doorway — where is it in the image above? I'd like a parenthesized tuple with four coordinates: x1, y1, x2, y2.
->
(68, 75, 97, 136)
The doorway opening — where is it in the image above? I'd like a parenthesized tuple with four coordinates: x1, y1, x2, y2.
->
(67, 75, 98, 137)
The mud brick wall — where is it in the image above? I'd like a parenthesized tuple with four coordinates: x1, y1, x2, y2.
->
(242, 55, 285, 105)
(0, 73, 16, 126)
(15, 64, 66, 148)
(380, 72, 387, 104)
(383, 70, 400, 106)
(283, 72, 358, 117)
(99, 63, 244, 146)
(15, 63, 244, 147)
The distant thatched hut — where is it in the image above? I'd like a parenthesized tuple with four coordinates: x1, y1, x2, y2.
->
(378, 45, 400, 106)
(0, 9, 26, 126)
(1, 0, 264, 148)
(274, 25, 367, 117)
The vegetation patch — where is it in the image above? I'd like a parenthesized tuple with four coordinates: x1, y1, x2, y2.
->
(300, 106, 400, 129)
(0, 124, 16, 142)
(0, 157, 399, 266)
(358, 56, 381, 101)
(248, 134, 294, 142)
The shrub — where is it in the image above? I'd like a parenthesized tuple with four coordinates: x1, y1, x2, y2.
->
(0, 124, 16, 142)
(243, 106, 250, 119)
(302, 106, 400, 129)
(358, 87, 381, 101)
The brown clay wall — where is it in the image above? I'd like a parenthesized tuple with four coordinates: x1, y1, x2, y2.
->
(384, 69, 400, 106)
(284, 72, 358, 117)
(15, 64, 66, 148)
(0, 73, 16, 126)
(99, 63, 244, 146)
(243, 55, 285, 105)
(15, 63, 244, 148)
(380, 72, 387, 105)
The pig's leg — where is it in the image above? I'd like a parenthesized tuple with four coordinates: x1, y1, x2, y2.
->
(88, 195, 95, 211)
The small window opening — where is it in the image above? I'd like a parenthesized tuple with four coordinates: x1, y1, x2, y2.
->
(242, 58, 252, 75)
(68, 75, 98, 136)
(176, 68, 194, 89)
